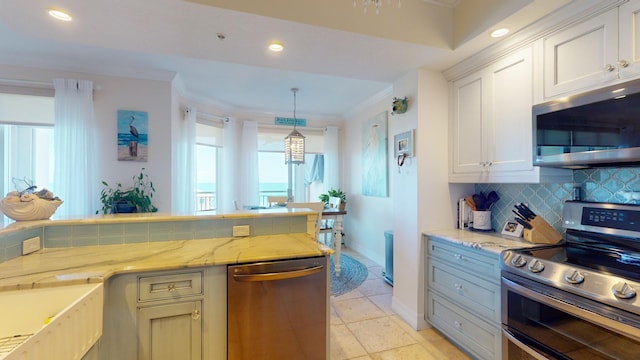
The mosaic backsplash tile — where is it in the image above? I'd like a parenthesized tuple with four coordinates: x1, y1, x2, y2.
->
(476, 167, 640, 232)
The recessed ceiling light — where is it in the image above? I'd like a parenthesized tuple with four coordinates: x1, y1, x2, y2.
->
(48, 9, 73, 22)
(268, 42, 284, 52)
(490, 28, 509, 38)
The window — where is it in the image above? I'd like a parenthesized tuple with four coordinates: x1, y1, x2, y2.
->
(257, 127, 324, 205)
(195, 120, 223, 211)
(0, 93, 54, 219)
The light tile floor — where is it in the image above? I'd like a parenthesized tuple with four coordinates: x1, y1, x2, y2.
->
(330, 249, 471, 360)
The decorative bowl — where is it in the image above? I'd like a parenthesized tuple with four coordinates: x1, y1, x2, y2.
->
(0, 195, 63, 221)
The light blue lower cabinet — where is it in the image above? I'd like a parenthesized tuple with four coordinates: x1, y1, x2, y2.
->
(427, 290, 501, 360)
(425, 236, 502, 360)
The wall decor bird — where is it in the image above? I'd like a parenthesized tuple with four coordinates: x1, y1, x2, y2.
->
(129, 115, 139, 139)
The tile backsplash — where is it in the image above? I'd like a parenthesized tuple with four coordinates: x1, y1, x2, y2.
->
(476, 167, 640, 232)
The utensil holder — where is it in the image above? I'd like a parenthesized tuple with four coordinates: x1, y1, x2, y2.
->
(523, 217, 562, 244)
(472, 210, 492, 230)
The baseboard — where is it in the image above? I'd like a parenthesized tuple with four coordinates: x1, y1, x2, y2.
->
(391, 295, 431, 330)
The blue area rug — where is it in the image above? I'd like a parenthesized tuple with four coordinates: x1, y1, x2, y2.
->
(330, 254, 368, 296)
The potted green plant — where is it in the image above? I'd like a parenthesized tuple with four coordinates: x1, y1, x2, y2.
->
(319, 188, 347, 210)
(97, 168, 158, 214)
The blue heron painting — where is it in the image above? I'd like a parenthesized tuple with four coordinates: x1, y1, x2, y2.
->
(117, 110, 148, 161)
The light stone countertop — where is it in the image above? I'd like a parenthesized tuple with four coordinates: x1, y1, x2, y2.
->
(424, 228, 549, 255)
(0, 207, 311, 235)
(0, 232, 331, 291)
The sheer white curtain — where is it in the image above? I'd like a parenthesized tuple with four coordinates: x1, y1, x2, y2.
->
(219, 118, 237, 212)
(53, 79, 97, 217)
(323, 126, 339, 191)
(172, 107, 197, 213)
(239, 120, 259, 207)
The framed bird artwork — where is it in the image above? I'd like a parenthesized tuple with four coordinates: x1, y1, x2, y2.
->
(117, 109, 148, 161)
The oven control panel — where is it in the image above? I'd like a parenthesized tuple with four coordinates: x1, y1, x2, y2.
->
(563, 201, 640, 239)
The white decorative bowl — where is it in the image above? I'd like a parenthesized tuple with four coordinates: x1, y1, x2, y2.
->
(0, 196, 63, 221)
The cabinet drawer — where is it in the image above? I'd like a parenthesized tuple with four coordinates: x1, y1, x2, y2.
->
(138, 271, 203, 302)
(429, 258, 500, 323)
(427, 291, 501, 360)
(427, 237, 499, 278)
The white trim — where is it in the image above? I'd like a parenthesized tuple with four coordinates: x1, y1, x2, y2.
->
(343, 86, 393, 119)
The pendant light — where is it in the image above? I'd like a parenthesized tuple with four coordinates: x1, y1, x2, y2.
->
(285, 88, 304, 203)
(284, 88, 305, 165)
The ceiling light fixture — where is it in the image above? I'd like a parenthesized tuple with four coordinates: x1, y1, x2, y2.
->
(490, 28, 510, 38)
(353, 0, 401, 15)
(284, 87, 305, 202)
(268, 42, 284, 52)
(48, 9, 73, 22)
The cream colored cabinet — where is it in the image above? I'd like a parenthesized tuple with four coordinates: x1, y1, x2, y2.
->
(544, 1, 640, 99)
(425, 235, 501, 360)
(449, 45, 571, 183)
(100, 267, 226, 360)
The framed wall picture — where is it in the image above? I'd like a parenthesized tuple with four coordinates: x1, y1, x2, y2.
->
(117, 110, 148, 162)
(393, 130, 414, 158)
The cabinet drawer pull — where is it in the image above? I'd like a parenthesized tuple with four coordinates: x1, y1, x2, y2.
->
(605, 64, 616, 72)
(454, 283, 463, 291)
(619, 60, 629, 68)
(192, 309, 201, 320)
(454, 320, 462, 330)
(167, 283, 176, 292)
(453, 254, 464, 261)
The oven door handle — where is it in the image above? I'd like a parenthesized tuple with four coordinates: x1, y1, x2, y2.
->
(502, 329, 549, 360)
(503, 276, 640, 342)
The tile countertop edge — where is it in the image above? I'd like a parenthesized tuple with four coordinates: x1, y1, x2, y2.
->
(0, 233, 332, 291)
(424, 228, 544, 255)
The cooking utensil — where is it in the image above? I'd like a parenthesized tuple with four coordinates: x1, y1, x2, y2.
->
(472, 193, 486, 211)
(514, 217, 532, 229)
(486, 191, 500, 209)
(513, 203, 562, 244)
(514, 203, 535, 220)
(512, 209, 528, 222)
(464, 196, 477, 211)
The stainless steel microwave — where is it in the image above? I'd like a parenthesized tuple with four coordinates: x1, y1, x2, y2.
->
(533, 79, 640, 169)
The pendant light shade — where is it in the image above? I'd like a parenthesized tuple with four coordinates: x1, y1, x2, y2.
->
(285, 88, 305, 164)
(285, 128, 305, 164)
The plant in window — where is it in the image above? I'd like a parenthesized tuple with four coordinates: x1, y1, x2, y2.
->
(97, 168, 157, 214)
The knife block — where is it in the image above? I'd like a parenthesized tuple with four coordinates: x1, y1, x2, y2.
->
(523, 217, 563, 244)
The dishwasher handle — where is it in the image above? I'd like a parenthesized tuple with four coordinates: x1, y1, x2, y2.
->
(232, 265, 323, 282)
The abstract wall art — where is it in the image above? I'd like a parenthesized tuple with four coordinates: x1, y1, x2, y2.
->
(362, 111, 388, 197)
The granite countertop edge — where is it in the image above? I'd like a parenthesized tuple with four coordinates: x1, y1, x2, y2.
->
(424, 228, 546, 255)
(0, 233, 332, 292)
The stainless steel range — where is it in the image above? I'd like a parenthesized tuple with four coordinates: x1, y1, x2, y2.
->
(501, 201, 640, 359)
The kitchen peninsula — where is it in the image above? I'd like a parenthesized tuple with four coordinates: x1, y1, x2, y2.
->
(0, 208, 331, 359)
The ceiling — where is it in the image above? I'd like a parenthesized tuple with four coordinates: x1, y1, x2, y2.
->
(0, 0, 570, 119)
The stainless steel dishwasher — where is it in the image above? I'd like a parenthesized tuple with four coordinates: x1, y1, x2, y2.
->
(227, 256, 329, 360)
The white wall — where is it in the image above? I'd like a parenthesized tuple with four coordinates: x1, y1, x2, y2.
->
(343, 68, 473, 330)
(0, 64, 175, 213)
(343, 90, 394, 266)
(388, 70, 421, 328)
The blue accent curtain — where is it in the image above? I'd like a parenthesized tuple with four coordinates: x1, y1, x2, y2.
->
(305, 154, 324, 186)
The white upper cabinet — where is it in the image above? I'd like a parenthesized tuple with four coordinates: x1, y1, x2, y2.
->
(449, 46, 571, 183)
(618, 0, 640, 78)
(544, 0, 640, 99)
